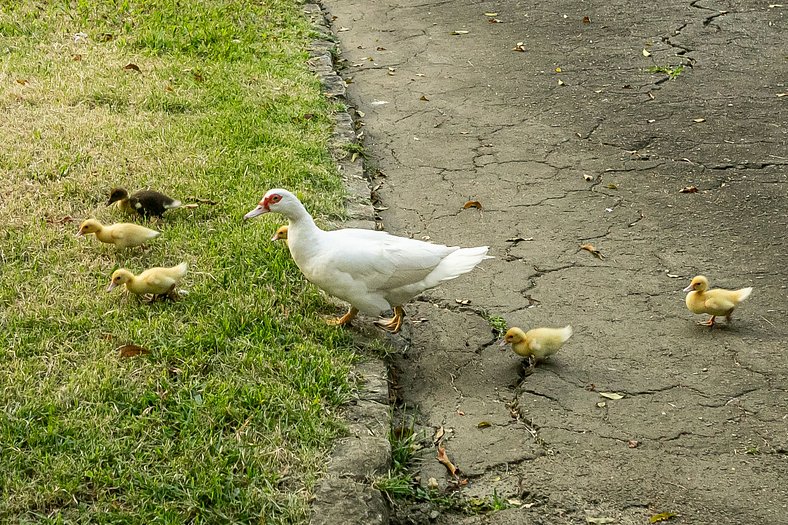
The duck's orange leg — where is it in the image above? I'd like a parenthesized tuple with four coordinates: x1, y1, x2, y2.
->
(326, 307, 358, 327)
(375, 306, 405, 334)
(697, 316, 716, 327)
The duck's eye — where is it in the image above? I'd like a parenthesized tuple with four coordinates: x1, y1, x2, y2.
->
(271, 195, 281, 203)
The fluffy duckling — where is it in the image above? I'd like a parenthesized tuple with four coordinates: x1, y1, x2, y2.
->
(272, 225, 288, 242)
(500, 326, 573, 367)
(107, 187, 183, 219)
(77, 219, 160, 248)
(683, 275, 752, 327)
(108, 262, 188, 300)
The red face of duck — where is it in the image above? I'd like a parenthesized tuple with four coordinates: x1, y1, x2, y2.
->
(244, 193, 283, 220)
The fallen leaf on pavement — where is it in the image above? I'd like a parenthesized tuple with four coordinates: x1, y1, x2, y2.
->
(679, 185, 698, 193)
(420, 95, 429, 101)
(599, 392, 624, 400)
(457, 410, 465, 416)
(583, 16, 591, 24)
(650, 512, 678, 523)
(642, 48, 651, 57)
(557, 79, 565, 86)
(484, 11, 498, 16)
(597, 401, 607, 408)
(628, 439, 640, 448)
(692, 118, 706, 123)
(606, 183, 619, 190)
(432, 426, 445, 445)
(477, 421, 492, 429)
(580, 243, 605, 259)
(117, 344, 150, 358)
(513, 42, 526, 52)
(123, 63, 141, 72)
(451, 30, 470, 35)
(463, 200, 483, 210)
(437, 445, 459, 477)
(488, 17, 502, 23)
(587, 518, 616, 524)
(376, 46, 386, 51)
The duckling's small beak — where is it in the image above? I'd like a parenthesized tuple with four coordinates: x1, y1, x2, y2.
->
(271, 233, 281, 241)
(75, 230, 84, 237)
(107, 282, 118, 292)
(244, 204, 268, 220)
(498, 339, 508, 347)
(682, 284, 693, 292)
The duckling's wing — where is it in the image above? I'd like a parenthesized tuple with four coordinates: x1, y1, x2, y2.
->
(704, 294, 736, 313)
(139, 270, 176, 290)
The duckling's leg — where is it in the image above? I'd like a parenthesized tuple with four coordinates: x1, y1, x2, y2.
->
(697, 316, 716, 327)
(375, 306, 405, 333)
(326, 307, 358, 327)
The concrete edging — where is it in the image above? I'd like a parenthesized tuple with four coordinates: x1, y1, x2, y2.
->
(304, 4, 391, 525)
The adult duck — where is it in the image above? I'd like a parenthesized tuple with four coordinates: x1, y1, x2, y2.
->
(244, 189, 492, 333)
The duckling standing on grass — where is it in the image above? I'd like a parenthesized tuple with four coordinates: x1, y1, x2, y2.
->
(77, 219, 160, 249)
(271, 225, 288, 242)
(108, 262, 188, 301)
(107, 187, 186, 219)
(500, 326, 573, 369)
(683, 275, 752, 327)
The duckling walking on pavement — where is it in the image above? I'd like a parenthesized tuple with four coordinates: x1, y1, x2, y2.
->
(683, 275, 752, 327)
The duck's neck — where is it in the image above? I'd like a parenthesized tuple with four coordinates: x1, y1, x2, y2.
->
(283, 203, 323, 263)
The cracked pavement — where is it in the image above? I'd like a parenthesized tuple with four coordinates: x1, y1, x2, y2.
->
(321, 0, 787, 523)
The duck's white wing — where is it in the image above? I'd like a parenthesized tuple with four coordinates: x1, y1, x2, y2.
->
(323, 230, 456, 291)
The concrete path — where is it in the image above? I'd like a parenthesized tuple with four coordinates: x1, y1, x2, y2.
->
(322, 0, 787, 523)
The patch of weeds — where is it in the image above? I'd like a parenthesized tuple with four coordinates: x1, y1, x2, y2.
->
(341, 141, 366, 160)
(484, 314, 508, 337)
(647, 64, 685, 80)
(376, 418, 512, 518)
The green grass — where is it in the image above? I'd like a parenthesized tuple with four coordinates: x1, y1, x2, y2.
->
(0, 1, 357, 523)
(647, 64, 685, 80)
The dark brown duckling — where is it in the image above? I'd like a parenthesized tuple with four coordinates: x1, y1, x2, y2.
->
(107, 187, 183, 219)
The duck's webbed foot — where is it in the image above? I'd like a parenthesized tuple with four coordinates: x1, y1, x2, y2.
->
(697, 316, 716, 327)
(326, 307, 359, 327)
(375, 306, 405, 334)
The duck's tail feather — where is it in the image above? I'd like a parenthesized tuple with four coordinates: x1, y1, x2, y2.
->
(736, 287, 753, 303)
(431, 246, 492, 283)
(559, 325, 573, 343)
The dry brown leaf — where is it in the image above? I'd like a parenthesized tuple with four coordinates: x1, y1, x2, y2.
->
(513, 42, 526, 52)
(679, 185, 698, 193)
(457, 410, 465, 416)
(123, 63, 141, 73)
(420, 95, 429, 101)
(628, 439, 640, 448)
(599, 392, 624, 400)
(72, 54, 82, 61)
(477, 421, 492, 429)
(649, 512, 678, 523)
(117, 344, 150, 358)
(463, 200, 483, 210)
(606, 183, 618, 190)
(432, 426, 445, 445)
(692, 118, 706, 123)
(16, 79, 28, 85)
(376, 46, 386, 51)
(582, 16, 591, 24)
(580, 243, 605, 259)
(437, 445, 459, 477)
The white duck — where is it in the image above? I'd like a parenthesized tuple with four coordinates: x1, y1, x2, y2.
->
(244, 189, 492, 333)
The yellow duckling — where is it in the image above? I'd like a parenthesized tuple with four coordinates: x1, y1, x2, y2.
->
(683, 275, 752, 327)
(107, 262, 188, 300)
(271, 225, 288, 242)
(500, 326, 573, 367)
(77, 219, 160, 248)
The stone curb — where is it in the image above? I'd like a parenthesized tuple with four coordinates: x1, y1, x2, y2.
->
(304, 4, 391, 525)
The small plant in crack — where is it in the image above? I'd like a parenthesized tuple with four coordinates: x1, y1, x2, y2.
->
(485, 314, 509, 337)
(647, 64, 685, 80)
(341, 141, 366, 161)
